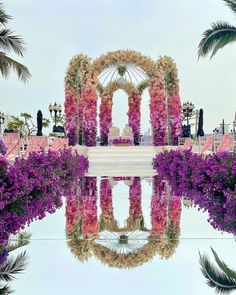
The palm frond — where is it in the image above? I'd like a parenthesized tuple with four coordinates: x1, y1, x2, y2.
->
(211, 248, 236, 280)
(0, 52, 31, 82)
(198, 21, 236, 58)
(0, 29, 25, 56)
(0, 4, 11, 25)
(223, 0, 236, 14)
(0, 251, 29, 282)
(199, 251, 236, 294)
(0, 284, 13, 295)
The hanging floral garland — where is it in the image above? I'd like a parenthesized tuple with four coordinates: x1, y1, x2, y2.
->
(148, 78, 167, 146)
(151, 177, 168, 235)
(158, 56, 182, 145)
(128, 93, 141, 145)
(100, 178, 118, 230)
(64, 54, 92, 146)
(81, 177, 99, 238)
(81, 84, 98, 146)
(126, 177, 143, 230)
(99, 93, 113, 145)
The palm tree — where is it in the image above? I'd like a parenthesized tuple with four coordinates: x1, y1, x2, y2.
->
(198, 0, 236, 59)
(0, 3, 30, 82)
(199, 247, 236, 294)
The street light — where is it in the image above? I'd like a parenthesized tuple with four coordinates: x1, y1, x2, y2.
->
(48, 103, 63, 131)
(0, 112, 5, 135)
(182, 101, 195, 137)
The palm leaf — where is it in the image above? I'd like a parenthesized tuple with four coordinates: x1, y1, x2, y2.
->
(0, 4, 11, 25)
(0, 52, 31, 82)
(0, 251, 29, 282)
(199, 251, 236, 294)
(211, 248, 236, 280)
(198, 21, 236, 58)
(0, 29, 25, 56)
(0, 284, 13, 295)
(223, 0, 236, 14)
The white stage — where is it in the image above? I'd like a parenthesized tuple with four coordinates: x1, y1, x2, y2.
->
(84, 146, 157, 177)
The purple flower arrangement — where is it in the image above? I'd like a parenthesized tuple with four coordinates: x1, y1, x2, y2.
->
(0, 149, 89, 243)
(112, 138, 131, 145)
(153, 150, 236, 234)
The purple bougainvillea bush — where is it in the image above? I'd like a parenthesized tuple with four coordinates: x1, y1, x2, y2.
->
(153, 150, 236, 234)
(0, 149, 89, 242)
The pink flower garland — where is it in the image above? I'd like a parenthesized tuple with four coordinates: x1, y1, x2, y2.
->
(129, 177, 142, 218)
(169, 96, 182, 145)
(65, 195, 78, 235)
(151, 178, 168, 235)
(81, 177, 99, 238)
(99, 94, 113, 145)
(128, 93, 141, 145)
(64, 88, 77, 145)
(100, 179, 114, 219)
(148, 78, 167, 146)
(81, 85, 98, 146)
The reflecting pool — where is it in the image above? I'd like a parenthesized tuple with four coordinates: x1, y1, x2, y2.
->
(1, 176, 236, 295)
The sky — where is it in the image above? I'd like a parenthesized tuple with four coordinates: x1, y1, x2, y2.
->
(1, 0, 236, 134)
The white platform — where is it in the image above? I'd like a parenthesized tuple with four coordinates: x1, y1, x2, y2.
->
(86, 146, 157, 177)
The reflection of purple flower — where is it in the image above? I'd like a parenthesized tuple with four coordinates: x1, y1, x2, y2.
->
(0, 139, 7, 155)
(0, 249, 9, 266)
(153, 150, 236, 234)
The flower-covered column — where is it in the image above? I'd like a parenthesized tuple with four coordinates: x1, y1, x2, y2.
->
(81, 177, 99, 238)
(128, 93, 141, 145)
(151, 177, 168, 236)
(99, 94, 113, 145)
(81, 85, 98, 146)
(168, 196, 182, 236)
(148, 78, 167, 146)
(65, 88, 77, 146)
(169, 95, 182, 145)
(126, 177, 143, 229)
(100, 178, 117, 230)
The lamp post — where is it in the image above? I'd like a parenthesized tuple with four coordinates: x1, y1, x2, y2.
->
(0, 112, 5, 135)
(48, 103, 63, 131)
(182, 101, 195, 137)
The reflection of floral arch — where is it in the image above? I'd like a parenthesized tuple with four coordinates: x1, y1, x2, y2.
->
(65, 177, 181, 268)
(65, 50, 182, 146)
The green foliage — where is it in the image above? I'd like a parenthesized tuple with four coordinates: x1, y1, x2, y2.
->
(117, 64, 127, 76)
(199, 248, 236, 293)
(223, 0, 236, 14)
(198, 22, 236, 58)
(7, 113, 50, 136)
(198, 1, 236, 58)
(137, 80, 148, 94)
(0, 251, 29, 282)
(0, 3, 30, 81)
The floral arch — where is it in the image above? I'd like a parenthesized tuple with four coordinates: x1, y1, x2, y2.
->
(64, 50, 182, 146)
